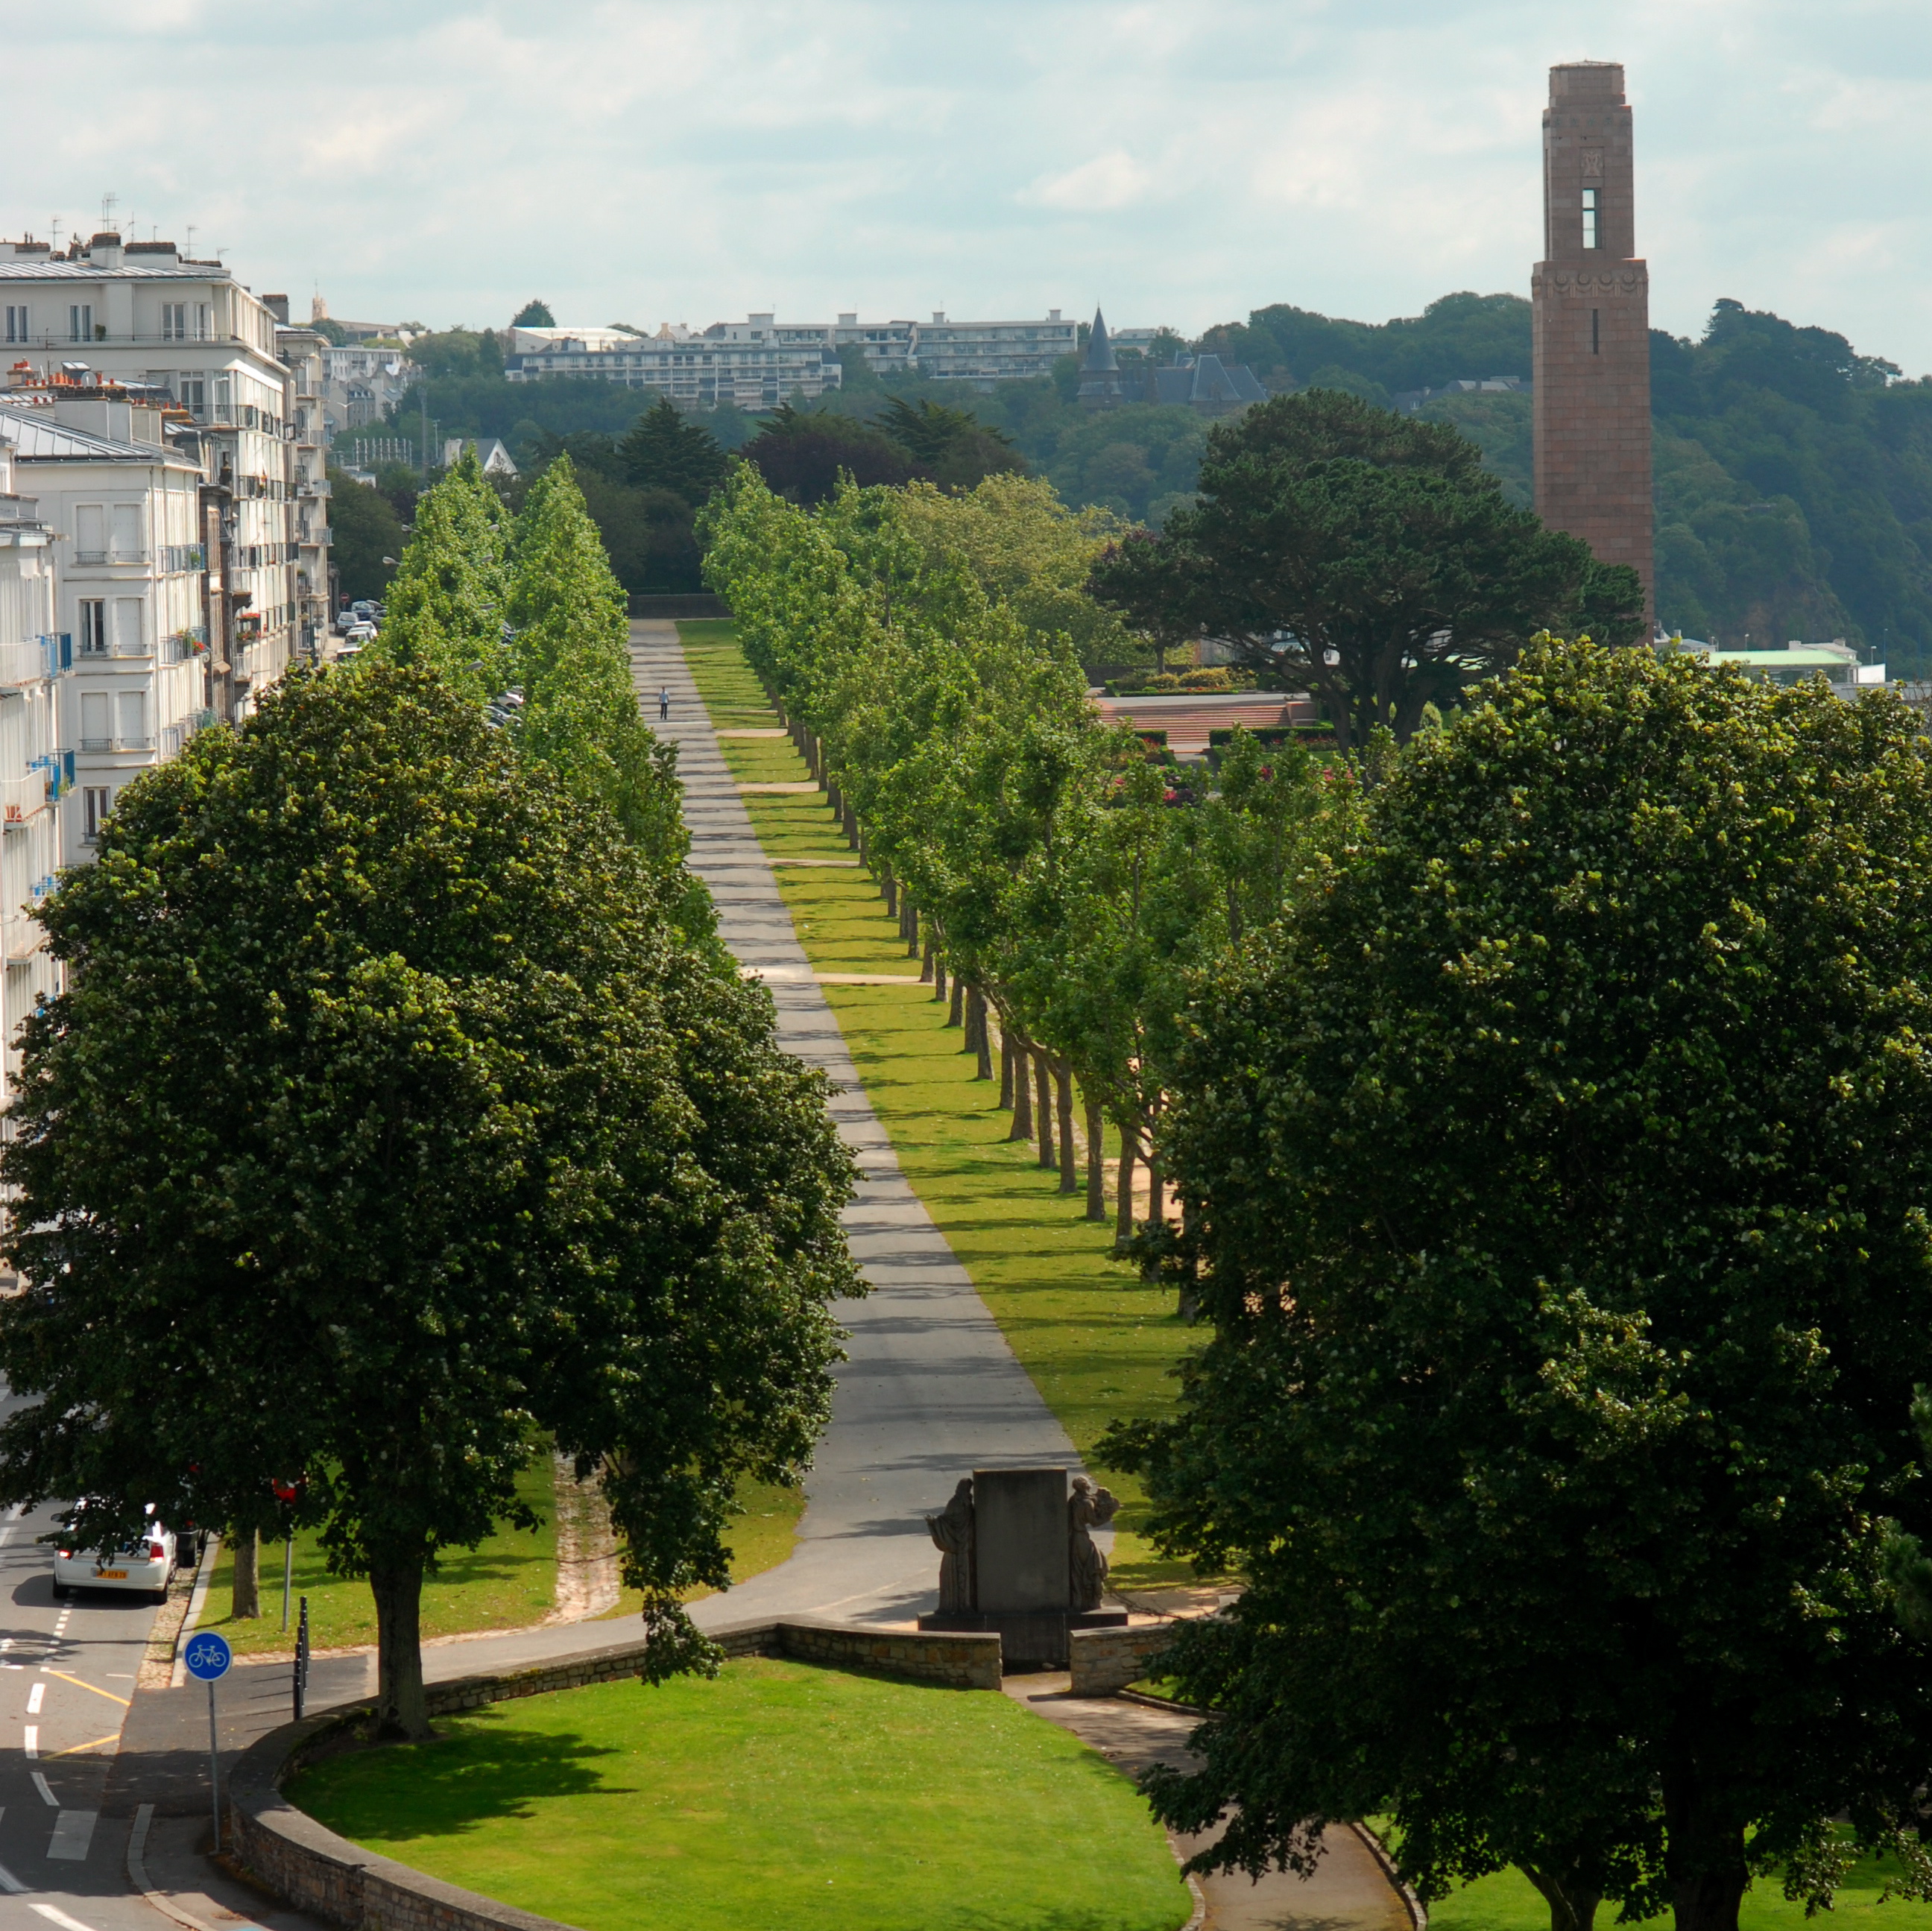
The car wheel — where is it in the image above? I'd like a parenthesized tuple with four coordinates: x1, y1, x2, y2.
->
(51, 1583, 67, 1599)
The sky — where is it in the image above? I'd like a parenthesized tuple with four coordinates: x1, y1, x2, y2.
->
(5, 0, 1932, 373)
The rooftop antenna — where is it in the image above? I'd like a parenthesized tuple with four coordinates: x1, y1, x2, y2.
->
(101, 192, 118, 230)
(186, 224, 197, 257)
(50, 218, 63, 255)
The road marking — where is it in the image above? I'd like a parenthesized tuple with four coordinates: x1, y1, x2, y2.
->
(48, 1733, 121, 1760)
(25, 1684, 41, 1715)
(45, 1674, 127, 1707)
(23, 1723, 37, 1757)
(0, 1844, 26, 1894)
(46, 1810, 95, 1862)
(31, 1905, 100, 1931)
(29, 1772, 54, 1807)
(0, 1529, 13, 1546)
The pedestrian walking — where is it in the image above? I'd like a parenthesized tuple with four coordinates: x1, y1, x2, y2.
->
(658, 686, 671, 721)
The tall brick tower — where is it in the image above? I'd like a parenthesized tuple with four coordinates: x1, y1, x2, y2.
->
(1532, 60, 1653, 625)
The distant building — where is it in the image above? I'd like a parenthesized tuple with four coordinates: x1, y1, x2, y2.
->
(1079, 308, 1266, 414)
(1664, 636, 1883, 697)
(311, 296, 420, 346)
(441, 437, 517, 478)
(915, 311, 1076, 386)
(318, 344, 410, 437)
(504, 317, 842, 408)
(1392, 376, 1530, 413)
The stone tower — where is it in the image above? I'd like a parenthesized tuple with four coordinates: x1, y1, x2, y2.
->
(1532, 60, 1653, 625)
(1078, 308, 1128, 410)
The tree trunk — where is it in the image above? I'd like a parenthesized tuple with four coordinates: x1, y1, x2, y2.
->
(1116, 1123, 1137, 1248)
(974, 992, 994, 1081)
(1056, 1064, 1076, 1193)
(906, 900, 920, 958)
(920, 935, 934, 984)
(882, 864, 897, 917)
(1035, 1058, 1054, 1167)
(1664, 1777, 1750, 1931)
(1000, 1021, 1015, 1107)
(1085, 1093, 1106, 1220)
(1008, 1040, 1032, 1141)
(947, 974, 964, 1027)
(369, 1558, 432, 1741)
(230, 1528, 260, 1619)
(827, 780, 842, 818)
(844, 801, 859, 848)
(933, 953, 948, 1003)
(1143, 1126, 1164, 1281)
(1522, 1866, 1603, 1931)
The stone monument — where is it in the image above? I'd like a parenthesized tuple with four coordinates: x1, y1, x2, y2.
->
(919, 1466, 1128, 1666)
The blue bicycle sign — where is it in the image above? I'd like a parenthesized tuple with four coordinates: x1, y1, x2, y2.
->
(184, 1631, 233, 1682)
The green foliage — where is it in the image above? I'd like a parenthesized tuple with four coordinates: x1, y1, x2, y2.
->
(1200, 291, 1531, 395)
(739, 405, 919, 505)
(619, 397, 730, 505)
(1092, 391, 1643, 747)
(511, 299, 555, 328)
(1108, 639, 1932, 1930)
(505, 455, 695, 886)
(404, 326, 504, 382)
(367, 450, 511, 701)
(0, 665, 858, 1735)
(874, 396, 1024, 489)
(324, 469, 406, 603)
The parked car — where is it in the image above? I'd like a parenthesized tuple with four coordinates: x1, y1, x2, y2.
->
(53, 1504, 177, 1603)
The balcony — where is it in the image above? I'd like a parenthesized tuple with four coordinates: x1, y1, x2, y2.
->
(0, 636, 68, 686)
(71, 551, 149, 568)
(78, 736, 156, 755)
(78, 635, 153, 660)
(2, 913, 42, 966)
(0, 772, 46, 829)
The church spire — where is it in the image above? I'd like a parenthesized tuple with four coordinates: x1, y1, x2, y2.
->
(1084, 306, 1117, 371)
(1079, 306, 1127, 408)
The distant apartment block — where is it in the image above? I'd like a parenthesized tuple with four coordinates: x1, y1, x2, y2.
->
(504, 309, 1079, 401)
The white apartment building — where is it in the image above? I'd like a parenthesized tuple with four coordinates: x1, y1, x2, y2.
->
(0, 432, 69, 1108)
(0, 397, 210, 858)
(501, 309, 1076, 401)
(318, 341, 410, 437)
(504, 319, 843, 407)
(914, 311, 1076, 385)
(272, 319, 334, 659)
(0, 230, 326, 701)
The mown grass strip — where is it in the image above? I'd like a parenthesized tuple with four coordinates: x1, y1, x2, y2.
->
(288, 1658, 1192, 1931)
(681, 631, 1202, 1587)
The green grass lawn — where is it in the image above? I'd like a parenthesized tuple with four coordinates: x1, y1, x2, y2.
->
(288, 1659, 1191, 1931)
(1424, 1853, 1932, 1931)
(198, 1457, 559, 1657)
(681, 628, 1203, 1587)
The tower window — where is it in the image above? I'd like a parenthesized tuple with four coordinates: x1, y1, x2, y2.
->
(1592, 309, 1601, 356)
(1582, 187, 1600, 250)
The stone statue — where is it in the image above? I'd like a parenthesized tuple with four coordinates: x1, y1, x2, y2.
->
(1068, 1475, 1120, 1611)
(925, 1476, 976, 1614)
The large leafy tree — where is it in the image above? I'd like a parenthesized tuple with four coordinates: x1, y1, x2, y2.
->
(619, 396, 730, 505)
(1090, 390, 1646, 748)
(0, 666, 856, 1738)
(1109, 641, 1932, 1931)
(741, 405, 922, 505)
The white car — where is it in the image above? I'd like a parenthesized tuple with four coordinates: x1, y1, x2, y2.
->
(53, 1505, 177, 1602)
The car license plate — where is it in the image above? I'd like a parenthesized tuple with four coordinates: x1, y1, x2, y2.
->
(96, 1569, 127, 1579)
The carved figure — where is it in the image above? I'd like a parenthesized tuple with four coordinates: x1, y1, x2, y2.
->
(1068, 1475, 1120, 1611)
(925, 1477, 976, 1614)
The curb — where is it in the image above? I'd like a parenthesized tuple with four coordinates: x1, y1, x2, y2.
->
(168, 1534, 222, 1690)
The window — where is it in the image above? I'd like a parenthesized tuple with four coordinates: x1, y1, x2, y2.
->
(79, 692, 110, 750)
(75, 505, 105, 564)
(180, 376, 206, 417)
(69, 303, 92, 342)
(77, 600, 106, 654)
(3, 306, 25, 344)
(1592, 309, 1601, 357)
(110, 504, 142, 561)
(116, 689, 147, 748)
(162, 302, 186, 341)
(112, 598, 143, 656)
(81, 788, 111, 844)
(1582, 187, 1600, 250)
(194, 303, 210, 342)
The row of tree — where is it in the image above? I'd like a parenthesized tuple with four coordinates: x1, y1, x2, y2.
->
(0, 454, 858, 1738)
(700, 461, 1355, 1267)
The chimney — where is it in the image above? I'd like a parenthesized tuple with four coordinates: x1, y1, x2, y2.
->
(263, 294, 290, 324)
(932, 311, 946, 324)
(8, 240, 50, 261)
(87, 231, 123, 269)
(125, 241, 180, 268)
(837, 312, 857, 326)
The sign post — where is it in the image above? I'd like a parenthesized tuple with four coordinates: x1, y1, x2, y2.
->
(184, 1631, 233, 1852)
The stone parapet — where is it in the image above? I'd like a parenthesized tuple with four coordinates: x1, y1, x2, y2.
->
(1069, 1621, 1179, 1696)
(228, 1616, 1006, 1931)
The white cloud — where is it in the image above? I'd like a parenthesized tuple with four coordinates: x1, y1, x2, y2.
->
(0, 0, 1930, 367)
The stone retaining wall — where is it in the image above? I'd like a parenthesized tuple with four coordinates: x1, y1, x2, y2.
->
(1070, 1621, 1178, 1696)
(229, 1616, 1004, 1931)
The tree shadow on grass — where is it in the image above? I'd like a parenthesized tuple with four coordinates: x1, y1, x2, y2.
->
(294, 1722, 632, 1842)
